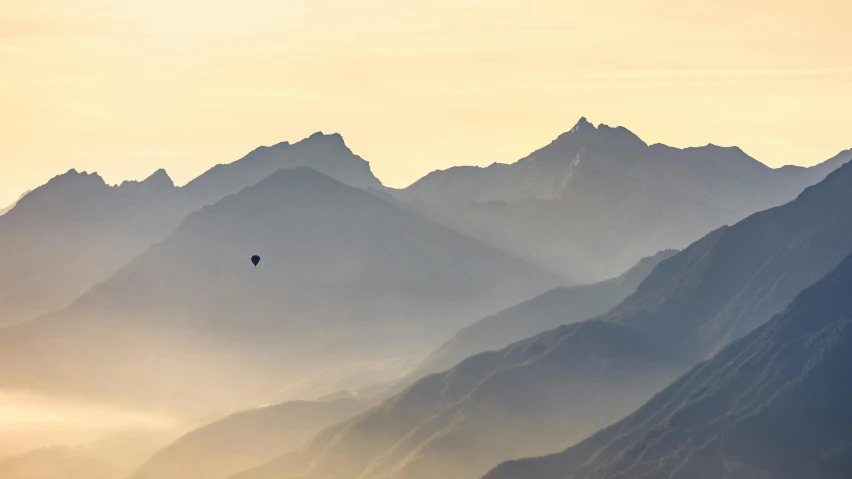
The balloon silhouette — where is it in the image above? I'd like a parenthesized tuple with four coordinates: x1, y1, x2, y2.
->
(251, 255, 260, 267)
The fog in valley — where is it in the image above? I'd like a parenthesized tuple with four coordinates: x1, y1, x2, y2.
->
(2, 119, 851, 479)
(3, 3, 852, 476)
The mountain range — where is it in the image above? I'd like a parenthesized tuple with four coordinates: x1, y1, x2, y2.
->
(4, 121, 848, 329)
(0, 167, 560, 412)
(232, 153, 852, 479)
(397, 118, 852, 281)
(2, 119, 851, 479)
(0, 133, 382, 327)
(484, 249, 852, 479)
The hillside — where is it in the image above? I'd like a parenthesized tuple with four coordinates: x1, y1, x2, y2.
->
(484, 251, 852, 479)
(131, 397, 366, 479)
(0, 169, 178, 326)
(415, 249, 676, 376)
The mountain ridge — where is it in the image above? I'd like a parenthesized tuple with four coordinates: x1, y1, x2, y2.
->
(232, 157, 852, 479)
(0, 167, 181, 325)
(0, 166, 561, 412)
(412, 249, 678, 377)
(0, 131, 385, 326)
(396, 118, 851, 281)
(483, 250, 852, 479)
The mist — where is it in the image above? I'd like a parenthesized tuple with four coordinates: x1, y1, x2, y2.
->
(1, 89, 850, 479)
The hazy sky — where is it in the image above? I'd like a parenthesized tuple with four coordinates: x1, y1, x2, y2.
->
(2, 0, 851, 205)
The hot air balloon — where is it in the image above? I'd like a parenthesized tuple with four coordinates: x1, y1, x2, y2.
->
(251, 255, 260, 267)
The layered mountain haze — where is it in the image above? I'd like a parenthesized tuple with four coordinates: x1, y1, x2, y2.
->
(0, 167, 560, 411)
(131, 396, 367, 479)
(398, 118, 852, 281)
(0, 169, 179, 326)
(0, 430, 177, 479)
(485, 251, 852, 479)
(3, 122, 845, 329)
(414, 249, 677, 377)
(2, 117, 851, 479)
(233, 321, 683, 479)
(0, 132, 384, 327)
(235, 158, 852, 479)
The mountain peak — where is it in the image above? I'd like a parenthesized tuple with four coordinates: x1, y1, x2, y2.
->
(560, 117, 646, 147)
(47, 168, 107, 188)
(183, 130, 381, 204)
(146, 168, 172, 183)
(141, 168, 174, 188)
(570, 116, 595, 134)
(307, 131, 346, 144)
(117, 168, 175, 192)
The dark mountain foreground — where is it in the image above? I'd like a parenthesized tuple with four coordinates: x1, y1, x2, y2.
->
(485, 250, 852, 479)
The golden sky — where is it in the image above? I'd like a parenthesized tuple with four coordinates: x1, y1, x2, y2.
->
(2, 0, 851, 205)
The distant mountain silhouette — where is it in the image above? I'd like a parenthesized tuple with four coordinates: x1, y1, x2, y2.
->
(0, 170, 178, 326)
(0, 429, 174, 479)
(234, 157, 852, 479)
(484, 251, 852, 479)
(0, 189, 30, 216)
(397, 118, 852, 281)
(3, 124, 846, 328)
(131, 396, 367, 479)
(413, 249, 677, 377)
(180, 131, 383, 208)
(0, 167, 561, 411)
(0, 133, 384, 327)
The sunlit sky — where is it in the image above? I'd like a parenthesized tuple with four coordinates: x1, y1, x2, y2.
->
(2, 0, 851, 205)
